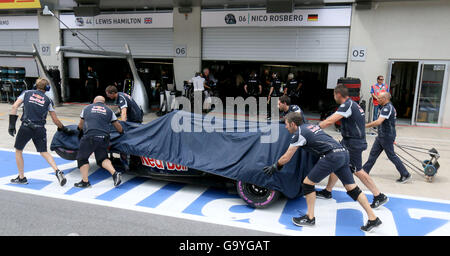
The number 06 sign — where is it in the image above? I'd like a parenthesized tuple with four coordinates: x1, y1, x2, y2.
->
(351, 47, 366, 62)
(174, 45, 187, 57)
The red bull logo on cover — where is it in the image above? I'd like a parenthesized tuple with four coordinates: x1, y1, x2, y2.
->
(140, 157, 188, 171)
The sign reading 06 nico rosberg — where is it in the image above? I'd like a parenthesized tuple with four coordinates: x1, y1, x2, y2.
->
(0, 0, 41, 10)
(201, 7, 351, 27)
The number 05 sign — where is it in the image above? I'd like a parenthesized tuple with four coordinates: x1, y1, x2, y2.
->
(351, 47, 366, 61)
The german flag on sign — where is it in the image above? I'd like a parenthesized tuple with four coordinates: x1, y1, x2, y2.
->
(308, 14, 318, 21)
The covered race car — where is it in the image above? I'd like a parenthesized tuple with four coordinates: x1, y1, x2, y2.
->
(51, 111, 317, 208)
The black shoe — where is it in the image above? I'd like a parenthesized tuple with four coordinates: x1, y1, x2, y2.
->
(10, 176, 28, 184)
(113, 172, 122, 187)
(292, 215, 316, 227)
(361, 217, 382, 232)
(371, 193, 389, 209)
(316, 189, 332, 199)
(55, 170, 67, 186)
(396, 173, 411, 183)
(74, 180, 91, 188)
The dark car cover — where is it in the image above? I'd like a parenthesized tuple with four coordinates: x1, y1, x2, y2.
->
(51, 111, 318, 199)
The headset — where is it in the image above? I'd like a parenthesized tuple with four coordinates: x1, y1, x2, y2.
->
(32, 83, 51, 92)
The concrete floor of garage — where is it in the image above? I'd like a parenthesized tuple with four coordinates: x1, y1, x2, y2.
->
(0, 102, 448, 201)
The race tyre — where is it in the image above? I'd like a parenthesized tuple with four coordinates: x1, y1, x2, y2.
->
(54, 147, 78, 160)
(236, 180, 280, 209)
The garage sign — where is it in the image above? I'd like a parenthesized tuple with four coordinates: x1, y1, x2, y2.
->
(0, 0, 41, 10)
(201, 8, 351, 27)
(0, 15, 38, 29)
(60, 12, 173, 29)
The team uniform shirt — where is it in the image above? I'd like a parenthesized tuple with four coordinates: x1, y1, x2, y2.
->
(18, 90, 55, 125)
(290, 124, 343, 156)
(192, 76, 205, 92)
(280, 105, 307, 124)
(86, 71, 98, 87)
(160, 74, 170, 91)
(286, 79, 299, 96)
(246, 76, 260, 95)
(378, 102, 397, 138)
(117, 92, 143, 123)
(261, 74, 271, 96)
(335, 98, 366, 140)
(80, 102, 117, 137)
(370, 83, 389, 106)
(270, 78, 283, 97)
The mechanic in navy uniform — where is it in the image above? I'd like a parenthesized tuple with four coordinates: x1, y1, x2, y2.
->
(261, 69, 271, 98)
(105, 85, 143, 124)
(85, 66, 99, 103)
(363, 91, 411, 183)
(278, 95, 307, 124)
(8, 78, 73, 186)
(317, 84, 389, 209)
(156, 70, 171, 116)
(75, 96, 124, 188)
(244, 71, 262, 98)
(284, 73, 302, 106)
(267, 72, 283, 120)
(263, 112, 382, 232)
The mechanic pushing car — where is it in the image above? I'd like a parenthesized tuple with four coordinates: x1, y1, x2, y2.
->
(317, 84, 389, 209)
(75, 96, 124, 188)
(8, 78, 73, 186)
(278, 95, 307, 124)
(363, 91, 412, 183)
(263, 112, 382, 232)
(105, 85, 143, 124)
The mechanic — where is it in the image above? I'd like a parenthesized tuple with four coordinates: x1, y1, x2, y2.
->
(8, 78, 73, 186)
(261, 69, 272, 97)
(317, 84, 389, 209)
(156, 70, 171, 116)
(75, 96, 124, 188)
(363, 92, 411, 183)
(105, 85, 143, 124)
(267, 72, 283, 120)
(85, 66, 99, 103)
(263, 112, 382, 232)
(371, 75, 389, 121)
(284, 73, 302, 106)
(244, 71, 262, 98)
(278, 95, 307, 124)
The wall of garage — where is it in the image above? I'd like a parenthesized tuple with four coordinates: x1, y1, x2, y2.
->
(173, 6, 202, 91)
(346, 0, 450, 126)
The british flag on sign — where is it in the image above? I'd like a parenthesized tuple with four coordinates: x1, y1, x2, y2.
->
(144, 17, 152, 24)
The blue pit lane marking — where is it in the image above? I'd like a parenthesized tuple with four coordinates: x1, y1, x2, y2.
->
(0, 150, 71, 178)
(7, 178, 52, 190)
(65, 168, 112, 195)
(137, 183, 186, 208)
(96, 177, 148, 201)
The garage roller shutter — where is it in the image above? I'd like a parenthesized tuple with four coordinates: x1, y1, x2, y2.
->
(63, 29, 173, 58)
(202, 27, 349, 63)
(0, 30, 40, 77)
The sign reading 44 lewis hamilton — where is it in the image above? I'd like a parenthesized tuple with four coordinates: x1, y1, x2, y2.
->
(59, 13, 173, 29)
(202, 8, 351, 27)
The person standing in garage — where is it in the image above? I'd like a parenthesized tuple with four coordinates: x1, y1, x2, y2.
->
(267, 72, 283, 120)
(316, 84, 389, 209)
(363, 92, 411, 183)
(284, 73, 302, 106)
(85, 66, 99, 103)
(75, 96, 123, 188)
(370, 75, 389, 121)
(262, 112, 382, 232)
(244, 71, 262, 98)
